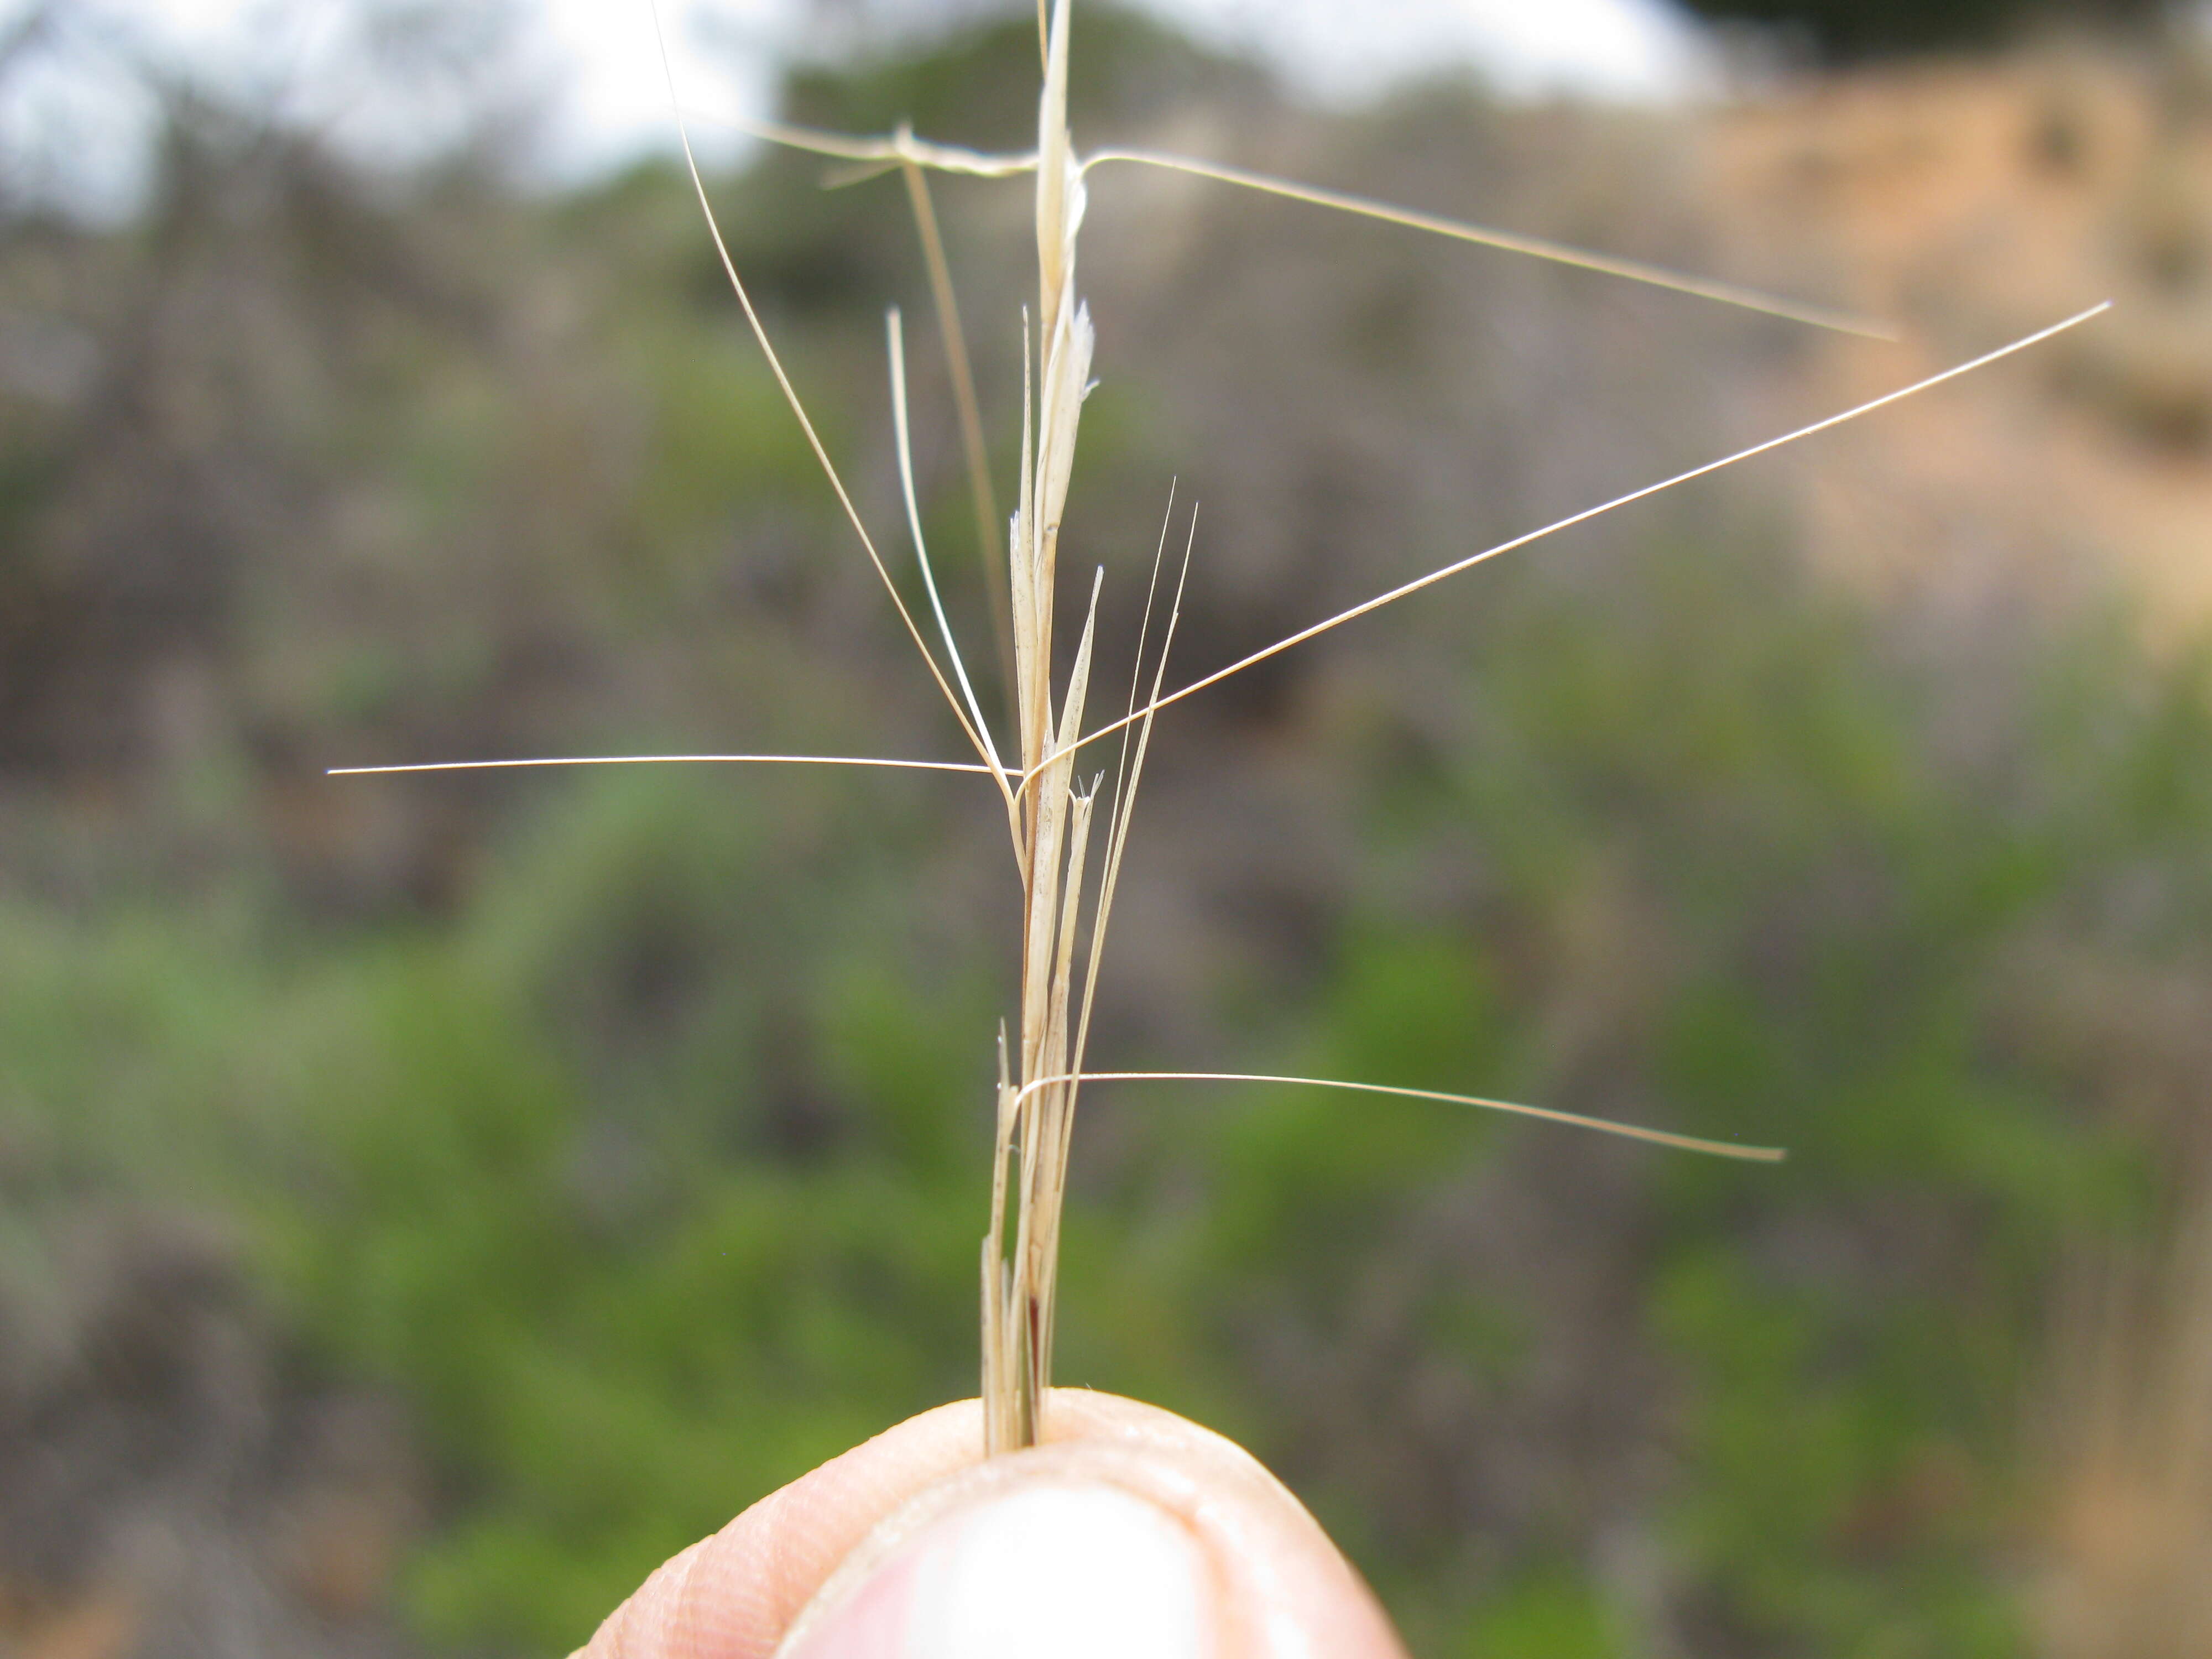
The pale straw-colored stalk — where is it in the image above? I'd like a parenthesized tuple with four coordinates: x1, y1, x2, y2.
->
(336, 0, 2112, 1459)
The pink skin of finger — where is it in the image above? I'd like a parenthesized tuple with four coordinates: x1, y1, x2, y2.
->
(576, 1390, 1406, 1659)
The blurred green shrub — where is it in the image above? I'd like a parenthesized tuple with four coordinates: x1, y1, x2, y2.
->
(7, 13, 2212, 1658)
(13, 526, 2195, 1653)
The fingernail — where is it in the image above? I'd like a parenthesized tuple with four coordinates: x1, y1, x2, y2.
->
(782, 1479, 1213, 1659)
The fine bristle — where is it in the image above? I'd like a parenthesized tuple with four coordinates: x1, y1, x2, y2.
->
(325, 753, 995, 778)
(706, 109, 1895, 337)
(887, 307, 1014, 813)
(1008, 1072, 1788, 1164)
(895, 156, 1018, 705)
(1082, 147, 1899, 340)
(645, 0, 997, 782)
(1042, 302, 2114, 775)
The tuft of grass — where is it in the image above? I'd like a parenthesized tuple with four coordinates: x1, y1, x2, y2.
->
(336, 0, 2107, 1460)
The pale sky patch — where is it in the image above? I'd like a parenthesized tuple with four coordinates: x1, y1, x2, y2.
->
(1, 0, 1713, 212)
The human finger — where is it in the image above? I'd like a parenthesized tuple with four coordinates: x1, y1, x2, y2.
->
(576, 1390, 1405, 1659)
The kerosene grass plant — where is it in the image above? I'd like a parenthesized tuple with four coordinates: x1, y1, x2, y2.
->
(336, 0, 2106, 1459)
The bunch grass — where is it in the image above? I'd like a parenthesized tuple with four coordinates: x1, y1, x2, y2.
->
(337, 0, 2109, 1458)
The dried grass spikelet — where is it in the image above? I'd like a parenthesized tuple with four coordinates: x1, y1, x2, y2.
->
(987, 0, 1100, 1455)
(336, 0, 2114, 1460)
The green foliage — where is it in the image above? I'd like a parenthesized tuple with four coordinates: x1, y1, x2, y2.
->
(1462, 1569, 1626, 1659)
(254, 775, 999, 1650)
(7, 521, 2205, 1653)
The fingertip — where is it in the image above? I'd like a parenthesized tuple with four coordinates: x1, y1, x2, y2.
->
(778, 1394, 1404, 1658)
(779, 1479, 1213, 1659)
(576, 1392, 1404, 1659)
(578, 1401, 988, 1659)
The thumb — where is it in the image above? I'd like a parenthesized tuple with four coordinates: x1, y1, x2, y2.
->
(579, 1391, 1405, 1659)
(777, 1394, 1404, 1659)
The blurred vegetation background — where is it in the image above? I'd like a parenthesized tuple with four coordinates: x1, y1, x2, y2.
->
(3, 1, 2211, 1655)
